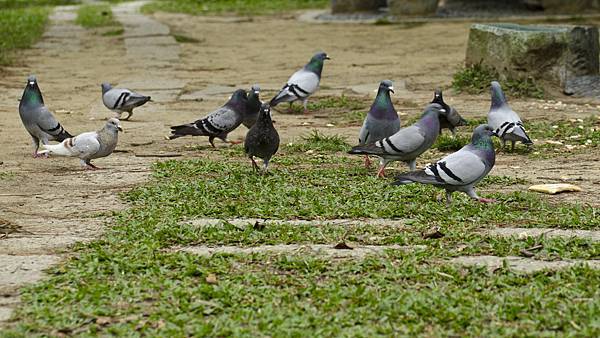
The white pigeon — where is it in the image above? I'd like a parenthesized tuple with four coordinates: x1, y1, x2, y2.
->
(39, 118, 123, 170)
(101, 83, 151, 120)
(487, 81, 533, 151)
(269, 52, 330, 114)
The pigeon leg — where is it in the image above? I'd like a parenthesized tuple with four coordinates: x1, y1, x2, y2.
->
(376, 165, 386, 178)
(445, 191, 453, 206)
(302, 99, 309, 114)
(31, 136, 41, 158)
(227, 139, 243, 145)
(250, 157, 259, 172)
(510, 141, 516, 152)
(407, 159, 417, 171)
(466, 188, 496, 203)
(450, 128, 457, 138)
(262, 159, 270, 174)
(364, 155, 371, 168)
(209, 136, 216, 148)
(287, 102, 293, 113)
(122, 110, 133, 121)
(81, 160, 99, 170)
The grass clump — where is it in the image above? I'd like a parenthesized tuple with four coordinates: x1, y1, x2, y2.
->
(0, 6, 49, 65)
(142, 0, 329, 16)
(285, 130, 350, 153)
(76, 4, 117, 28)
(452, 63, 545, 99)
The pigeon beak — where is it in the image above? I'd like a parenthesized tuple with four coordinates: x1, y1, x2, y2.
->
(325, 56, 331, 60)
(389, 86, 395, 94)
(117, 125, 124, 132)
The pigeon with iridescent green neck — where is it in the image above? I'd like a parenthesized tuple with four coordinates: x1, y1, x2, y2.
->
(487, 81, 533, 151)
(19, 75, 73, 158)
(269, 52, 330, 114)
(357, 80, 400, 167)
(393, 124, 497, 204)
(349, 103, 446, 177)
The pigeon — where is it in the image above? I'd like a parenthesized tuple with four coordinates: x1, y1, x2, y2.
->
(38, 118, 123, 170)
(392, 124, 497, 204)
(243, 84, 262, 129)
(168, 89, 248, 147)
(487, 81, 533, 151)
(269, 52, 330, 114)
(357, 80, 400, 168)
(244, 104, 280, 173)
(349, 103, 446, 177)
(18, 75, 73, 158)
(431, 88, 467, 136)
(101, 83, 151, 121)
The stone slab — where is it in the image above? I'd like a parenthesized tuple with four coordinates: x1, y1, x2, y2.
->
(0, 255, 61, 290)
(451, 255, 600, 273)
(184, 217, 408, 228)
(488, 227, 600, 241)
(179, 244, 425, 259)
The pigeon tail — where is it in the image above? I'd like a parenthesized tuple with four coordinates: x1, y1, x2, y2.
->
(348, 143, 385, 156)
(168, 123, 208, 139)
(510, 125, 533, 144)
(392, 170, 443, 186)
(55, 129, 73, 142)
(269, 93, 292, 107)
(41, 140, 74, 156)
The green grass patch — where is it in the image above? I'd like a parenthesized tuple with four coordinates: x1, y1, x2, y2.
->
(4, 153, 598, 336)
(0, 0, 76, 8)
(452, 63, 545, 99)
(101, 27, 124, 36)
(173, 33, 202, 43)
(0, 6, 50, 65)
(142, 0, 329, 16)
(284, 130, 350, 153)
(76, 3, 118, 28)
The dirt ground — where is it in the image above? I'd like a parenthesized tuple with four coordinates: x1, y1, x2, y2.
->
(0, 1, 599, 325)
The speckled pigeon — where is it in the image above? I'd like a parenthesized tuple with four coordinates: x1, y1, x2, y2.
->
(19, 75, 73, 158)
(431, 88, 467, 136)
(393, 124, 497, 204)
(39, 118, 122, 170)
(243, 84, 262, 129)
(349, 103, 446, 177)
(101, 83, 151, 121)
(357, 80, 400, 168)
(269, 52, 330, 113)
(244, 104, 280, 173)
(168, 89, 248, 147)
(487, 81, 533, 151)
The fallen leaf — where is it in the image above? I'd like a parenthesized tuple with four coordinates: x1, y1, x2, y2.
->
(528, 183, 582, 195)
(205, 273, 218, 284)
(333, 242, 353, 250)
(423, 227, 444, 239)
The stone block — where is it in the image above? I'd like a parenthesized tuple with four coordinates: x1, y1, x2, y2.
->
(388, 0, 439, 16)
(465, 23, 599, 90)
(331, 0, 383, 13)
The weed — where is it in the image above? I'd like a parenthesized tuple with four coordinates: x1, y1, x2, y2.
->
(142, 0, 330, 16)
(76, 4, 118, 28)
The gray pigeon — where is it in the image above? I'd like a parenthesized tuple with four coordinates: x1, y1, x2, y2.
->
(168, 89, 248, 147)
(431, 89, 467, 136)
(19, 75, 73, 158)
(101, 83, 151, 121)
(244, 104, 280, 173)
(349, 103, 446, 177)
(357, 80, 400, 168)
(269, 52, 330, 114)
(487, 81, 533, 151)
(39, 118, 123, 170)
(243, 84, 262, 129)
(393, 124, 497, 204)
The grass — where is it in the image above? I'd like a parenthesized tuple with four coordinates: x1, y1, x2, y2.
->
(452, 63, 545, 99)
(0, 6, 50, 65)
(76, 3, 118, 28)
(142, 0, 330, 16)
(4, 151, 599, 336)
(284, 130, 350, 153)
